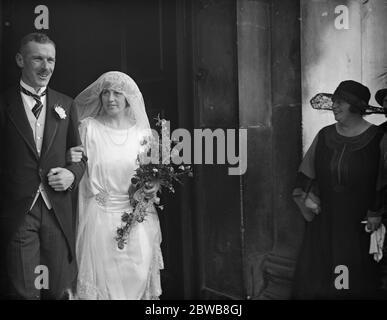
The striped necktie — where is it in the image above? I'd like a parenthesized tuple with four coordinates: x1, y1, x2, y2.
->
(20, 86, 47, 119)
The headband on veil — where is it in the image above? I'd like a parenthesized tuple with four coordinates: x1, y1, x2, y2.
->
(74, 71, 151, 135)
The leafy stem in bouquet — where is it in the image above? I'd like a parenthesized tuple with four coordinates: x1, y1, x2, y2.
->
(115, 115, 193, 249)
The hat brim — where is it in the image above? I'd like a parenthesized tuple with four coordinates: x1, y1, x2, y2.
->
(375, 89, 387, 107)
(310, 93, 384, 115)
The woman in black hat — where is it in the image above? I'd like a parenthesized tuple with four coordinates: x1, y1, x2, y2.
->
(292, 80, 386, 299)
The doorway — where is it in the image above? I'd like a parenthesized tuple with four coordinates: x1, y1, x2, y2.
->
(0, 0, 192, 299)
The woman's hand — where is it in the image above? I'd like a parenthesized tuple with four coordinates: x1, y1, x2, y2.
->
(304, 191, 321, 215)
(143, 180, 160, 201)
(367, 216, 382, 232)
(66, 146, 84, 163)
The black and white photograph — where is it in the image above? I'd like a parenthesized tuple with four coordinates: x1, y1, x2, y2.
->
(0, 0, 386, 306)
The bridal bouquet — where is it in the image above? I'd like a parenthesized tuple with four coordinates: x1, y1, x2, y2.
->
(115, 115, 193, 249)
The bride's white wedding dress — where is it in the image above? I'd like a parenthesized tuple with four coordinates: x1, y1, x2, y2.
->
(75, 117, 163, 300)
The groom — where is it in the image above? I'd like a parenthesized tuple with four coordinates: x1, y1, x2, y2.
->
(0, 33, 86, 299)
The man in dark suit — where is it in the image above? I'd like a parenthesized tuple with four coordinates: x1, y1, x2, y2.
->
(0, 33, 86, 299)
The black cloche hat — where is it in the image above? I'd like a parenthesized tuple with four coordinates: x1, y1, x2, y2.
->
(375, 88, 387, 107)
(310, 80, 384, 114)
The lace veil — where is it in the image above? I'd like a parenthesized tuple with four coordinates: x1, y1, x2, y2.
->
(74, 71, 151, 134)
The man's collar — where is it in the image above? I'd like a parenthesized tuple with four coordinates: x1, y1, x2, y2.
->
(20, 79, 47, 95)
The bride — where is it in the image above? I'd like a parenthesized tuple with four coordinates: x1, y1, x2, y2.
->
(68, 71, 163, 299)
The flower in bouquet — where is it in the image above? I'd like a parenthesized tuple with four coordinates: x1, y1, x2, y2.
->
(115, 115, 193, 249)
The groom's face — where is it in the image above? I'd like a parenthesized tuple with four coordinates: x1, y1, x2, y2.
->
(16, 41, 56, 90)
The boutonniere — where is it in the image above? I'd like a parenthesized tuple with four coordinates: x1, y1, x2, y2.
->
(54, 104, 67, 120)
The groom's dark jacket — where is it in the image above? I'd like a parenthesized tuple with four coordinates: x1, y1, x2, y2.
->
(0, 86, 86, 262)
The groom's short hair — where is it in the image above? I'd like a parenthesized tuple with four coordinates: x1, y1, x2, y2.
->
(19, 32, 56, 55)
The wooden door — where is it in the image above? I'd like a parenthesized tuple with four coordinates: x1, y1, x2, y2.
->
(191, 0, 244, 299)
(190, 0, 303, 300)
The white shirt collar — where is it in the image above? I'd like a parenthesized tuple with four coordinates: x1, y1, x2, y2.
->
(20, 79, 47, 96)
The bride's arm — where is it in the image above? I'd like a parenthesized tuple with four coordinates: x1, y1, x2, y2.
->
(66, 145, 85, 163)
(66, 118, 90, 164)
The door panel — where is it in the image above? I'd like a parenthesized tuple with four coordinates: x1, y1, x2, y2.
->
(191, 0, 303, 300)
(192, 0, 244, 299)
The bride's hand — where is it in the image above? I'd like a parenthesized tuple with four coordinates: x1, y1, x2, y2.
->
(304, 191, 321, 215)
(66, 145, 84, 163)
(143, 180, 160, 200)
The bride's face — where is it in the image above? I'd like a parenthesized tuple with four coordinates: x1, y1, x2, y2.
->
(100, 88, 127, 117)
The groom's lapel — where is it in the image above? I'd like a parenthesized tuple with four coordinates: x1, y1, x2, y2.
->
(6, 86, 39, 160)
(41, 88, 59, 159)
